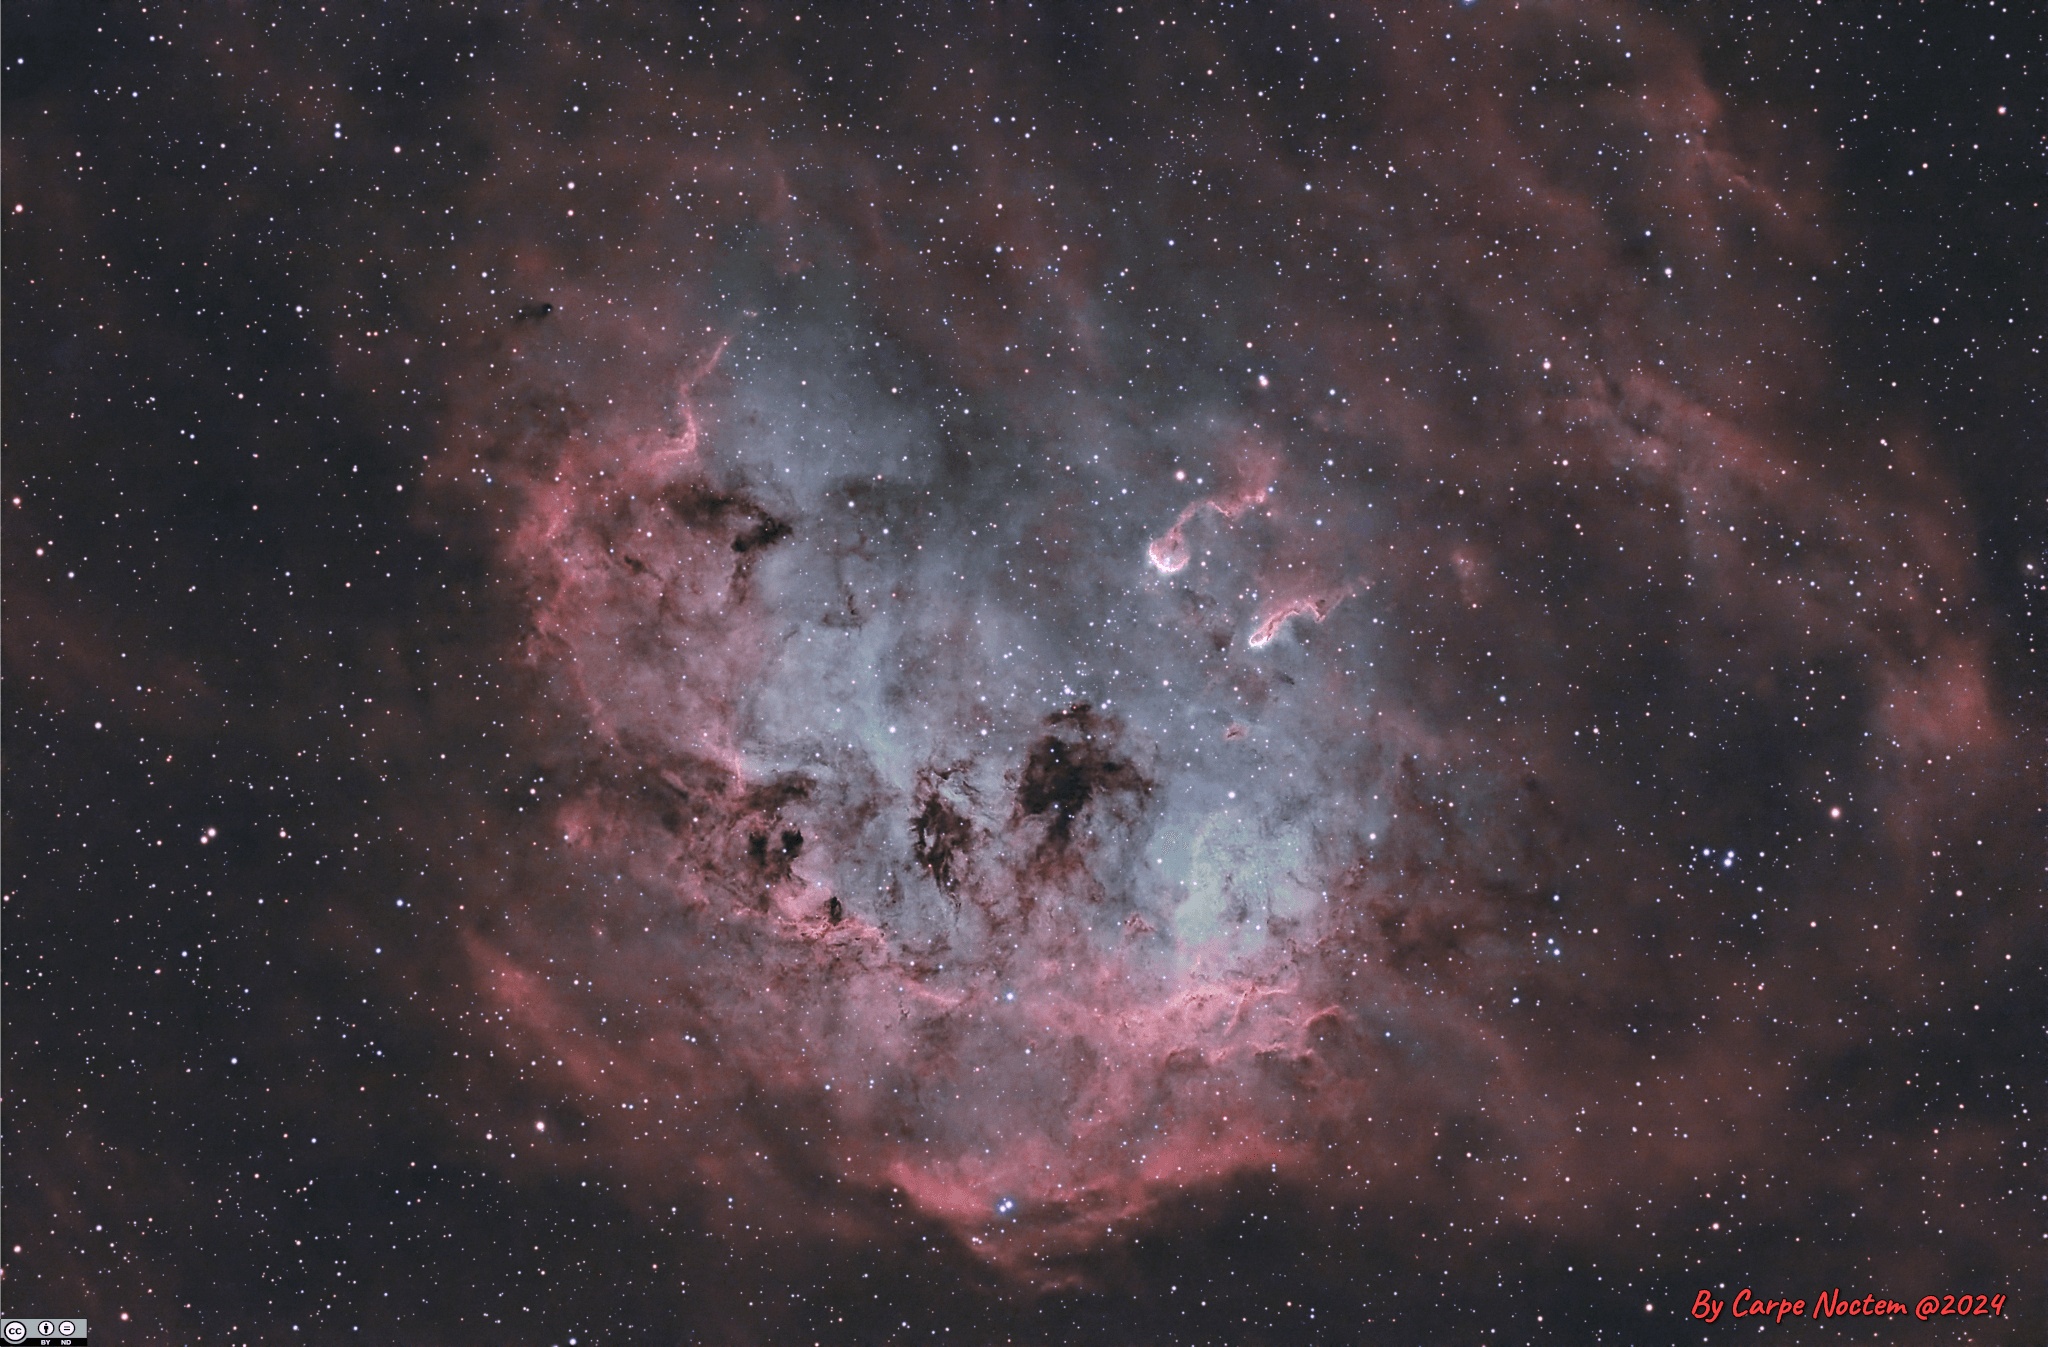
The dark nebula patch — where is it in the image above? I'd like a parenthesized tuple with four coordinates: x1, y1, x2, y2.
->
(1014, 706, 1150, 847)
(730, 513, 793, 556)
(749, 827, 804, 888)
(911, 787, 974, 891)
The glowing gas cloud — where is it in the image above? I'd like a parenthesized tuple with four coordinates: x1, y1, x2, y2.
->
(392, 0, 2028, 1293)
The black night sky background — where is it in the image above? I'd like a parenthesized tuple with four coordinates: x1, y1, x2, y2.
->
(4, 2, 2044, 1343)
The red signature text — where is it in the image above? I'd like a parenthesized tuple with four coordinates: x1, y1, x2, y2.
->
(1691, 1288, 2006, 1323)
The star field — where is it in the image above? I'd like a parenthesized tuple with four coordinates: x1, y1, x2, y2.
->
(4, 3, 2043, 1344)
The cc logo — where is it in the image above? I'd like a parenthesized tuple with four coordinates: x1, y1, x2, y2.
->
(2, 1321, 26, 1343)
